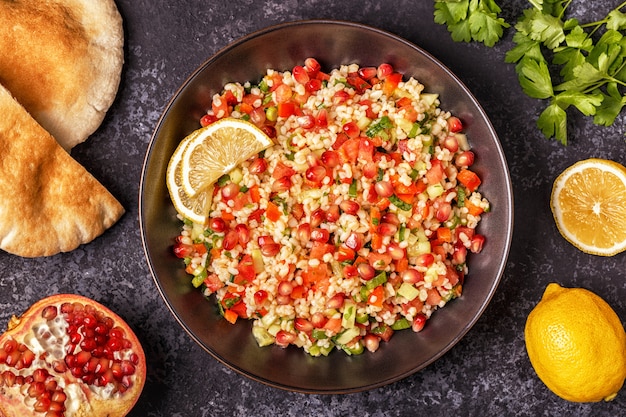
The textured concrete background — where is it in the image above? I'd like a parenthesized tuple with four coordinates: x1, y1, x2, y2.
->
(1, 1, 625, 416)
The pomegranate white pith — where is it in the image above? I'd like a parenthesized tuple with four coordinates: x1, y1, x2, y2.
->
(0, 294, 146, 417)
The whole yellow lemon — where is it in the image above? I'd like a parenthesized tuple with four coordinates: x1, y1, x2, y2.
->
(524, 283, 626, 402)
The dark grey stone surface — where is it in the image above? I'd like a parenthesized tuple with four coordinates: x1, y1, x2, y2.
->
(1, 1, 625, 416)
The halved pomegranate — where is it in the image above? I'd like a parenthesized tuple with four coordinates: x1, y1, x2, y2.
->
(0, 294, 146, 417)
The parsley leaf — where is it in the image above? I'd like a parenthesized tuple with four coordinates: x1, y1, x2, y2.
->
(537, 102, 568, 145)
(515, 56, 554, 99)
(434, 0, 509, 47)
(594, 82, 626, 126)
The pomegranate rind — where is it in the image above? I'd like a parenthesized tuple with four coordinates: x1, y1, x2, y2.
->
(0, 293, 146, 417)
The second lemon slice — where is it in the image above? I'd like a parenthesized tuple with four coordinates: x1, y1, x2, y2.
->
(166, 129, 214, 224)
(551, 158, 626, 256)
(180, 118, 274, 198)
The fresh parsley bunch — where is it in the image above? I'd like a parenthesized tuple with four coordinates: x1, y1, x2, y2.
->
(434, 0, 626, 145)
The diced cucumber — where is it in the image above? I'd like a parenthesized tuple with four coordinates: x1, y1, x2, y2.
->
(424, 267, 439, 283)
(420, 93, 439, 107)
(252, 326, 275, 347)
(396, 117, 414, 135)
(335, 327, 360, 346)
(426, 183, 444, 199)
(408, 240, 431, 257)
(312, 329, 328, 340)
(342, 301, 357, 329)
(391, 318, 411, 330)
(190, 266, 207, 288)
(251, 249, 265, 273)
(191, 222, 205, 241)
(230, 167, 244, 184)
(260, 311, 277, 328)
(397, 282, 420, 301)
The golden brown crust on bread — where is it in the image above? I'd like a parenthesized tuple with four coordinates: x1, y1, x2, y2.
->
(0, 84, 124, 257)
(0, 0, 124, 151)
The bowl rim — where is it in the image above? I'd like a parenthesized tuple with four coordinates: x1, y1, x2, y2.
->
(139, 18, 514, 394)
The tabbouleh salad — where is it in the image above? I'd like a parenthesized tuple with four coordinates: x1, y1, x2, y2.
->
(171, 58, 490, 356)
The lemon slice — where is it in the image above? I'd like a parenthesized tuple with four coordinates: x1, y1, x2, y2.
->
(180, 118, 273, 197)
(166, 130, 215, 224)
(551, 158, 626, 256)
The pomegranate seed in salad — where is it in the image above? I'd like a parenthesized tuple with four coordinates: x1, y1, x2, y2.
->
(172, 58, 490, 356)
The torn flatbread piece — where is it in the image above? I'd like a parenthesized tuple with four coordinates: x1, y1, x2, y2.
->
(0, 0, 124, 151)
(0, 84, 125, 258)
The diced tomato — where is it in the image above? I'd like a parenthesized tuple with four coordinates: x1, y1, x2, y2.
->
(232, 191, 251, 211)
(211, 94, 230, 119)
(346, 74, 371, 94)
(367, 252, 392, 270)
(337, 138, 360, 163)
(393, 181, 419, 196)
(239, 102, 254, 114)
(331, 132, 350, 150)
(382, 72, 402, 96)
(455, 226, 475, 242)
(394, 257, 409, 273)
(368, 285, 385, 308)
(436, 227, 452, 243)
(309, 242, 335, 259)
(323, 317, 342, 335)
(396, 97, 412, 108)
(426, 158, 445, 184)
(303, 262, 329, 283)
(277, 101, 296, 117)
(336, 245, 356, 262)
(395, 194, 414, 204)
(291, 285, 306, 299)
(235, 254, 256, 285)
(221, 211, 235, 222)
(223, 309, 238, 324)
(203, 274, 224, 293)
(457, 169, 481, 193)
(229, 300, 249, 319)
(273, 84, 293, 103)
(272, 161, 296, 179)
(446, 266, 460, 286)
(464, 199, 484, 217)
(358, 99, 378, 119)
(358, 137, 375, 162)
(265, 201, 282, 222)
(222, 90, 238, 106)
(373, 324, 394, 342)
(248, 208, 265, 223)
(426, 288, 442, 306)
(248, 185, 261, 203)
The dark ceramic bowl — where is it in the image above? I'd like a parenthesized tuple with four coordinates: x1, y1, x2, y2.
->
(139, 20, 513, 394)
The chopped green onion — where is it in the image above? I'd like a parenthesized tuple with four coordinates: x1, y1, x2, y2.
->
(217, 174, 230, 187)
(366, 116, 393, 138)
(349, 179, 358, 197)
(366, 272, 387, 291)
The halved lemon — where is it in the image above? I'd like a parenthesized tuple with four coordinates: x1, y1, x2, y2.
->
(165, 130, 215, 224)
(551, 158, 626, 256)
(180, 118, 273, 197)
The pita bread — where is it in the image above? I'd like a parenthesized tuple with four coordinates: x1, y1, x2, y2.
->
(0, 84, 125, 258)
(0, 0, 124, 151)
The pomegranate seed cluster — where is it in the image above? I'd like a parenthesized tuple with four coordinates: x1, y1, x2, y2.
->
(0, 300, 141, 417)
(173, 58, 490, 356)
